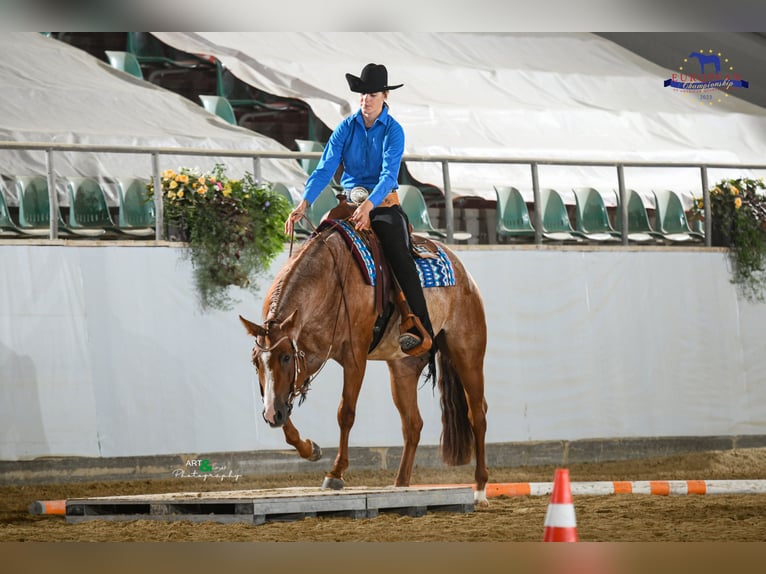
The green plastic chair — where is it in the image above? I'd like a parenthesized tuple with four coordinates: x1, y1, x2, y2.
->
(16, 176, 68, 236)
(572, 187, 621, 242)
(271, 182, 310, 236)
(398, 184, 448, 239)
(399, 184, 471, 241)
(128, 32, 206, 68)
(117, 179, 155, 236)
(653, 189, 704, 243)
(295, 139, 324, 175)
(307, 185, 340, 228)
(540, 188, 584, 242)
(270, 182, 295, 207)
(198, 95, 237, 126)
(66, 178, 115, 237)
(105, 50, 144, 79)
(0, 187, 23, 236)
(613, 189, 664, 243)
(494, 185, 536, 241)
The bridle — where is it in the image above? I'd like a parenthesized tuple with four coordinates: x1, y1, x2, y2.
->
(253, 325, 324, 409)
(253, 214, 363, 412)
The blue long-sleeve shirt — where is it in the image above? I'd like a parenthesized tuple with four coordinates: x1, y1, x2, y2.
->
(302, 104, 404, 208)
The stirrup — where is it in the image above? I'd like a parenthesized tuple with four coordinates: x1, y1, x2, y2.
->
(398, 332, 432, 356)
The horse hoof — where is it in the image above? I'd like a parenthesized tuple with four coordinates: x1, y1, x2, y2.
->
(321, 476, 345, 490)
(308, 441, 322, 462)
(474, 489, 489, 508)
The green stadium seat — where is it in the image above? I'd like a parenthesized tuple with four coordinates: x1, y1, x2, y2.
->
(105, 50, 144, 79)
(540, 188, 584, 242)
(16, 176, 69, 237)
(117, 178, 155, 236)
(198, 95, 237, 126)
(653, 189, 704, 243)
(65, 178, 113, 237)
(0, 187, 22, 236)
(613, 189, 664, 243)
(307, 185, 339, 229)
(572, 187, 621, 242)
(494, 185, 536, 241)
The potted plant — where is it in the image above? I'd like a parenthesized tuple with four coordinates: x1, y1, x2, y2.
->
(148, 164, 292, 311)
(691, 177, 766, 301)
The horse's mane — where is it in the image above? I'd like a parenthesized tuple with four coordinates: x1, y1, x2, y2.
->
(264, 229, 341, 322)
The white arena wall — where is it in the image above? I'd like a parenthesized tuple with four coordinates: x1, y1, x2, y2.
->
(2, 242, 766, 463)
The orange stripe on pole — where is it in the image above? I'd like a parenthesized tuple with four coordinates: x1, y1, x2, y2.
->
(29, 499, 66, 515)
(686, 480, 707, 495)
(487, 483, 531, 497)
(612, 481, 633, 494)
(650, 481, 670, 495)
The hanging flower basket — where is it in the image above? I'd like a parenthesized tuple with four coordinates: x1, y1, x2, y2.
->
(692, 177, 766, 301)
(147, 164, 291, 311)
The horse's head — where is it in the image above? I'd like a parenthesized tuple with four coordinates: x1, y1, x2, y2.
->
(239, 312, 304, 428)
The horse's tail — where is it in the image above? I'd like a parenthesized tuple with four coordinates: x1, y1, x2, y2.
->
(437, 349, 474, 466)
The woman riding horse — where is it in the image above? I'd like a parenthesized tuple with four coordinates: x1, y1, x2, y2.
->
(284, 63, 434, 357)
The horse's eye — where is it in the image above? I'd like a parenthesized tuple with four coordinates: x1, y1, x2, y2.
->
(280, 354, 292, 366)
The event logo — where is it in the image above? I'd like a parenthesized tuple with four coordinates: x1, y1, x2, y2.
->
(664, 49, 749, 106)
(172, 458, 242, 481)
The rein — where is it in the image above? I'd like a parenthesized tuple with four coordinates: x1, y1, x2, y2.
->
(270, 218, 354, 405)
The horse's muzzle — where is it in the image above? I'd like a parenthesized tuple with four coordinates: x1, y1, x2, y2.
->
(262, 401, 292, 428)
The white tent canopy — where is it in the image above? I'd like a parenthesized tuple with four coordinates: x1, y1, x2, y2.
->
(156, 32, 766, 206)
(0, 32, 308, 205)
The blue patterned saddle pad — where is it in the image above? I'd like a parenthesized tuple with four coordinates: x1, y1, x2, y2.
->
(324, 220, 456, 288)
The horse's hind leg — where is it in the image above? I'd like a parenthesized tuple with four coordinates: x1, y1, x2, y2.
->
(442, 335, 489, 506)
(387, 357, 427, 487)
(452, 369, 489, 505)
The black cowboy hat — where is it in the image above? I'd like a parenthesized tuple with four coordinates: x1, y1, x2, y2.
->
(345, 63, 403, 93)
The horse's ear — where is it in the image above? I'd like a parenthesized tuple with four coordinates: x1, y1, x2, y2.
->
(239, 315, 267, 338)
(280, 310, 299, 332)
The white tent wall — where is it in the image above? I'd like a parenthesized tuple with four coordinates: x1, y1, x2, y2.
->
(155, 32, 766, 206)
(1, 244, 765, 461)
(0, 33, 308, 205)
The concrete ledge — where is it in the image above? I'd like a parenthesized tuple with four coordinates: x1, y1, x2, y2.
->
(2, 434, 765, 486)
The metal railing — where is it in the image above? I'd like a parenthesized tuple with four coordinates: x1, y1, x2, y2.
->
(1, 140, 765, 245)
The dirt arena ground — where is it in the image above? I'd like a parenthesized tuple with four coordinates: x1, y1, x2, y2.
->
(1, 447, 765, 542)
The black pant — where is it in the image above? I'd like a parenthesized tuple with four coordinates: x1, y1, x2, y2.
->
(370, 205, 434, 337)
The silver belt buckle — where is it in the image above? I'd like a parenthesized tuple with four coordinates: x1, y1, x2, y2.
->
(348, 186, 370, 205)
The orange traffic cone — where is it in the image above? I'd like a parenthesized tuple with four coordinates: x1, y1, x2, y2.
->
(543, 468, 578, 542)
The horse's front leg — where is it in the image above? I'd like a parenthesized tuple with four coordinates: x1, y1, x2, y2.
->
(322, 364, 366, 490)
(282, 417, 322, 462)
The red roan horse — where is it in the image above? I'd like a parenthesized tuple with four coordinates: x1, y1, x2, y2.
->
(239, 222, 489, 505)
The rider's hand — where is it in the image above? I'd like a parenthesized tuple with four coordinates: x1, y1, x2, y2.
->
(285, 200, 309, 235)
(349, 199, 373, 231)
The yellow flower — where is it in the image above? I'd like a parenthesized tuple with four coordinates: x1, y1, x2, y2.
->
(196, 186, 207, 195)
(177, 174, 189, 184)
(198, 176, 206, 185)
(697, 198, 704, 209)
(162, 169, 176, 180)
(728, 184, 739, 195)
(222, 184, 232, 197)
(735, 197, 742, 209)
(169, 180, 178, 190)
(177, 190, 184, 198)
(712, 187, 722, 195)
(168, 190, 176, 199)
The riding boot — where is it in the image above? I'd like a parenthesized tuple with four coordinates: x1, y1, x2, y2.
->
(370, 206, 434, 355)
